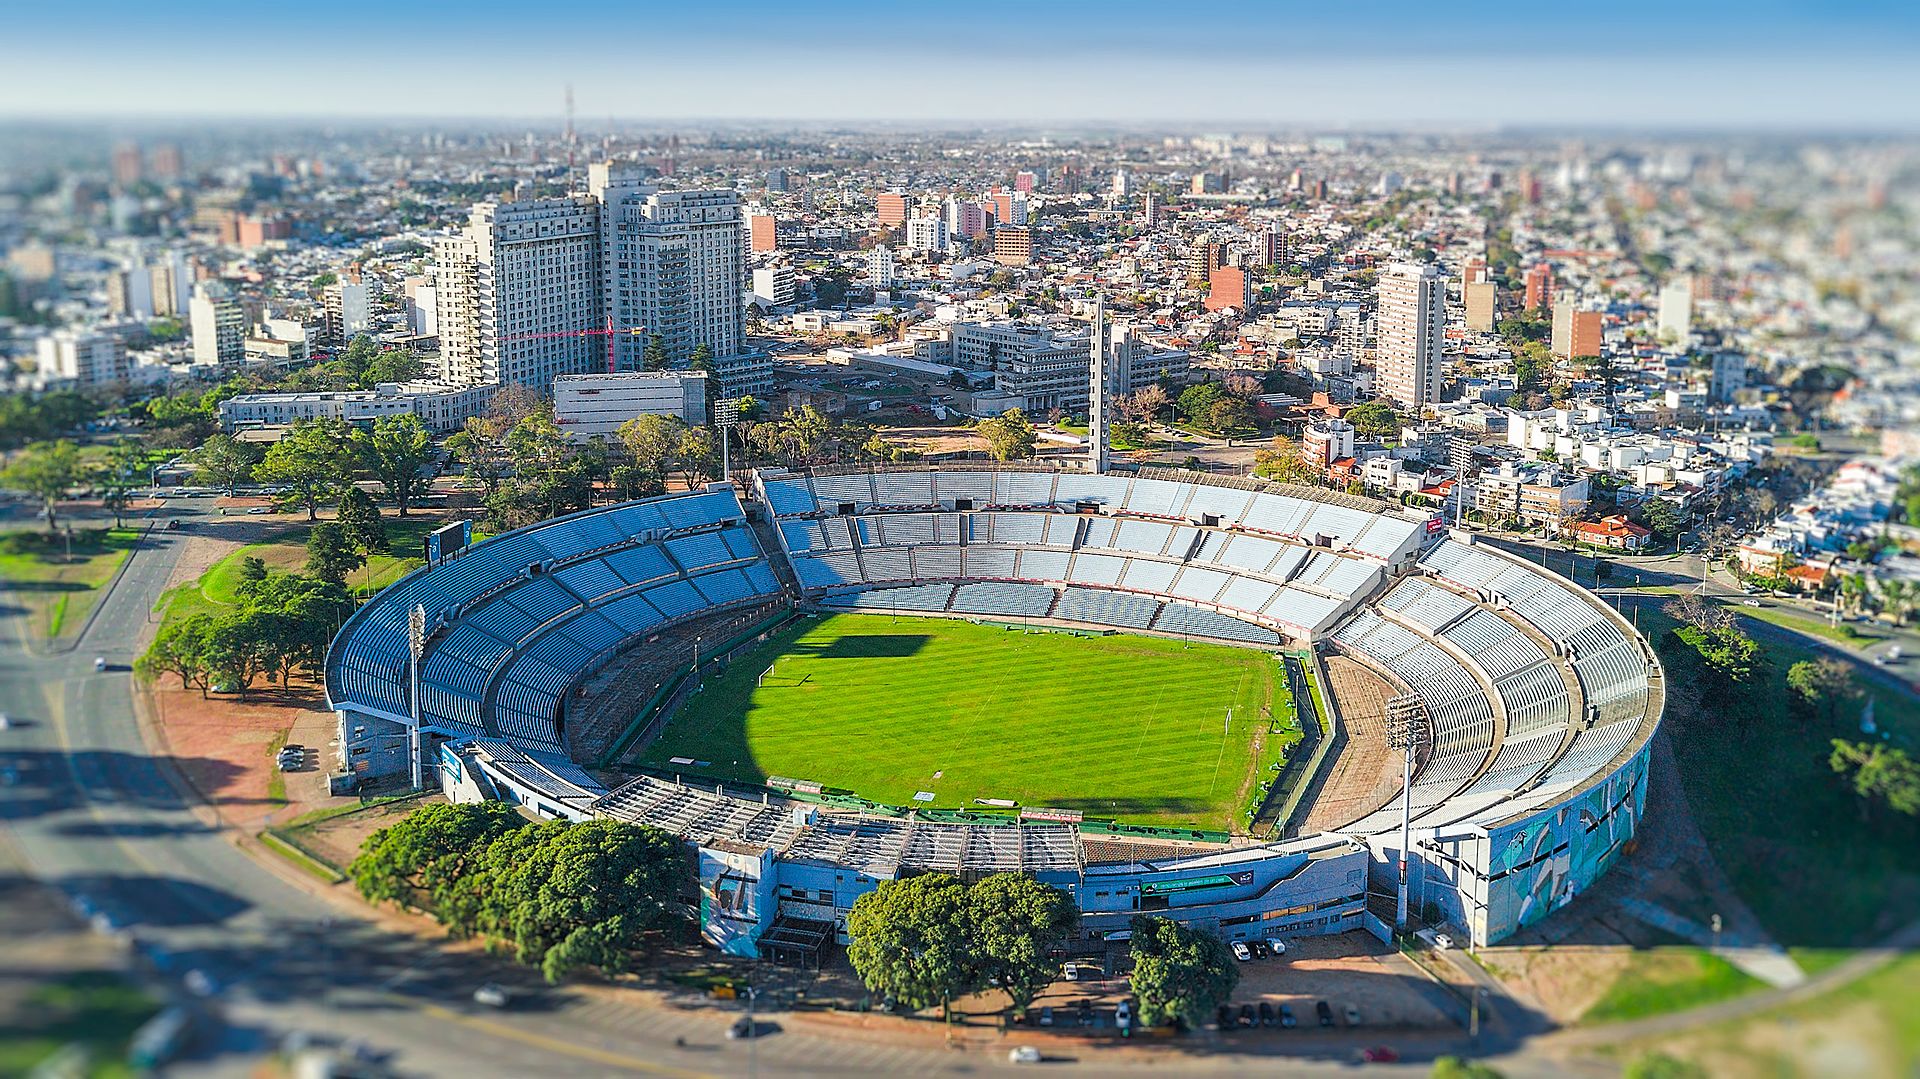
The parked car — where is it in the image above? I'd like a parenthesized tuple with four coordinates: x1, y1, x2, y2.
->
(1361, 1047, 1400, 1063)
(1216, 1004, 1233, 1030)
(1432, 932, 1454, 950)
(1062, 962, 1079, 981)
(1008, 1046, 1042, 1065)
(1278, 1003, 1296, 1029)
(1315, 1001, 1334, 1027)
(1230, 940, 1253, 961)
(1077, 1000, 1093, 1027)
(1258, 1001, 1274, 1027)
(726, 1016, 758, 1040)
(472, 984, 511, 1008)
(1238, 1004, 1255, 1028)
(1115, 1000, 1131, 1031)
(1345, 1005, 1362, 1026)
(1037, 1006, 1053, 1027)
(1265, 938, 1288, 956)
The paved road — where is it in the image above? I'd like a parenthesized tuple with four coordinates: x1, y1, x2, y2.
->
(9, 506, 1540, 1077)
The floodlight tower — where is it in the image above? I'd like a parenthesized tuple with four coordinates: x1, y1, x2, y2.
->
(1385, 693, 1431, 934)
(1089, 296, 1112, 474)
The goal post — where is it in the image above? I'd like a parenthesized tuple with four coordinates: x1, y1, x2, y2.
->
(757, 661, 777, 688)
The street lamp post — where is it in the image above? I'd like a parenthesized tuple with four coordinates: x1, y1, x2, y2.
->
(407, 604, 426, 791)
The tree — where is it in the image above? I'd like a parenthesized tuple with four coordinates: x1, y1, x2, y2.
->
(306, 521, 365, 584)
(1344, 400, 1402, 438)
(135, 612, 214, 694)
(336, 486, 391, 557)
(641, 334, 669, 372)
(976, 408, 1037, 462)
(354, 413, 434, 515)
(965, 874, 1078, 1018)
(675, 425, 717, 490)
(350, 801, 530, 910)
(98, 437, 146, 528)
(1126, 915, 1237, 1029)
(477, 819, 688, 982)
(238, 556, 269, 586)
(1207, 397, 1253, 435)
(1829, 740, 1920, 822)
(255, 418, 353, 520)
(1177, 382, 1227, 427)
(202, 608, 287, 696)
(1786, 658, 1859, 724)
(1254, 435, 1312, 483)
(3, 439, 82, 537)
(616, 414, 686, 488)
(1637, 497, 1686, 543)
(846, 873, 977, 1018)
(361, 348, 424, 387)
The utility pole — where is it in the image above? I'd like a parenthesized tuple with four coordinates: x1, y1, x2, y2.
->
(1385, 694, 1430, 935)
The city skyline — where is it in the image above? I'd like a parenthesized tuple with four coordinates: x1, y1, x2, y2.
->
(3, 1, 1918, 128)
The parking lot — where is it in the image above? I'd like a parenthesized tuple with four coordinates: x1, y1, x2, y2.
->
(1011, 931, 1460, 1038)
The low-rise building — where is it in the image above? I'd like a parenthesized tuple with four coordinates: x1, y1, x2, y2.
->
(553, 371, 709, 439)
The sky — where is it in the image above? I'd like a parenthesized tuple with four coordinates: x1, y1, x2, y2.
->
(1, 0, 1917, 129)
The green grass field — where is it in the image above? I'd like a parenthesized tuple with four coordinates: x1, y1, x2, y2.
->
(640, 613, 1294, 831)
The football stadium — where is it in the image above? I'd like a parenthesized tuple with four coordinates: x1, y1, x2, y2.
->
(325, 465, 1662, 961)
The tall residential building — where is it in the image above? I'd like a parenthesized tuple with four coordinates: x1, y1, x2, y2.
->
(866, 245, 896, 289)
(747, 213, 779, 253)
(111, 142, 143, 187)
(751, 264, 795, 309)
(189, 288, 246, 368)
(149, 252, 192, 317)
(1259, 228, 1288, 267)
(1111, 168, 1133, 199)
(904, 214, 948, 254)
(324, 266, 372, 342)
(1205, 265, 1253, 313)
(993, 226, 1033, 267)
(876, 192, 909, 227)
(434, 164, 764, 398)
(765, 168, 788, 193)
(434, 195, 604, 388)
(1523, 263, 1555, 312)
(1658, 279, 1693, 346)
(1014, 170, 1037, 193)
(37, 326, 131, 386)
(1464, 281, 1498, 332)
(944, 197, 986, 241)
(989, 189, 1028, 227)
(1375, 262, 1446, 410)
(1551, 292, 1603, 359)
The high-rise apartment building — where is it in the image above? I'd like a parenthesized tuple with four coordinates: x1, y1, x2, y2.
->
(1658, 279, 1692, 346)
(876, 192, 909, 227)
(747, 213, 779, 253)
(434, 195, 604, 388)
(1523, 263, 1555, 312)
(433, 164, 765, 398)
(37, 326, 131, 386)
(190, 287, 246, 368)
(944, 198, 986, 241)
(866, 245, 896, 290)
(1111, 169, 1133, 199)
(1550, 292, 1603, 359)
(1206, 265, 1253, 313)
(1375, 262, 1446, 410)
(111, 142, 143, 188)
(993, 226, 1033, 267)
(1259, 228, 1288, 267)
(324, 266, 372, 342)
(1464, 281, 1498, 332)
(905, 214, 948, 254)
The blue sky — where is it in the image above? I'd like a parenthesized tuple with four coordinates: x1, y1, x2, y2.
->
(1, 1, 1916, 127)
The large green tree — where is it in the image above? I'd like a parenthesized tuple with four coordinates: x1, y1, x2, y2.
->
(3, 439, 82, 536)
(354, 413, 434, 515)
(477, 819, 688, 982)
(975, 408, 1037, 462)
(1830, 739, 1920, 822)
(336, 486, 391, 557)
(616, 414, 686, 487)
(306, 521, 364, 583)
(189, 433, 261, 495)
(1786, 658, 1860, 725)
(98, 437, 147, 528)
(845, 873, 977, 1018)
(134, 612, 215, 695)
(965, 874, 1078, 1017)
(1126, 914, 1237, 1030)
(255, 418, 353, 520)
(350, 801, 531, 910)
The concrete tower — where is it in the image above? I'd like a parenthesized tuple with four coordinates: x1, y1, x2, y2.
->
(1089, 296, 1112, 474)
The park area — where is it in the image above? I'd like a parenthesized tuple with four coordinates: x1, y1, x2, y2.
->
(0, 526, 141, 641)
(639, 612, 1297, 832)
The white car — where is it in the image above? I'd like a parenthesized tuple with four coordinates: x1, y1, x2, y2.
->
(1265, 938, 1288, 956)
(1062, 963, 1079, 982)
(1432, 932, 1455, 951)
(0, 713, 10, 730)
(1008, 1046, 1043, 1065)
(1231, 940, 1253, 961)
(94, 657, 107, 672)
(472, 983, 511, 1008)
(1115, 1000, 1132, 1030)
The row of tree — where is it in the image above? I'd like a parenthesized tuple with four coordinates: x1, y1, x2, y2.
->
(350, 803, 687, 982)
(136, 567, 356, 697)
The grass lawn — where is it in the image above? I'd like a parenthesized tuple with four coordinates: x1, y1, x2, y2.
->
(1733, 604, 1883, 646)
(641, 613, 1291, 831)
(1655, 604, 1920, 947)
(0, 969, 158, 1078)
(1581, 947, 1765, 1024)
(0, 527, 140, 639)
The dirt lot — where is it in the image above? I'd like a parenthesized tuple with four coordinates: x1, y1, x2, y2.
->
(144, 676, 339, 829)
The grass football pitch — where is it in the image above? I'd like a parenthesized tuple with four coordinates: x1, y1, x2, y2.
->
(638, 613, 1295, 831)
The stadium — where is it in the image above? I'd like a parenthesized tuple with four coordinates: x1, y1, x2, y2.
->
(325, 464, 1662, 961)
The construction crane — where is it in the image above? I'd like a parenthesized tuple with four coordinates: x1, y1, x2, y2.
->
(497, 316, 649, 374)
